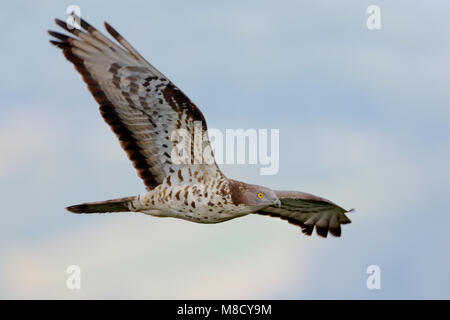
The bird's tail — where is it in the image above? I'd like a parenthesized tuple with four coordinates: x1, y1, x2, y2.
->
(66, 196, 136, 214)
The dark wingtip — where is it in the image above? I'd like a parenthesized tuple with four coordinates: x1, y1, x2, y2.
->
(54, 18, 69, 31)
(65, 206, 75, 213)
(70, 13, 88, 30)
(301, 225, 314, 236)
(48, 30, 70, 41)
(68, 12, 95, 32)
(316, 226, 329, 238)
(54, 17, 84, 34)
(330, 226, 342, 237)
(49, 40, 68, 49)
(104, 21, 121, 39)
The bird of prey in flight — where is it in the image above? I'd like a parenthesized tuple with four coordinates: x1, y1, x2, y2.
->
(48, 14, 353, 237)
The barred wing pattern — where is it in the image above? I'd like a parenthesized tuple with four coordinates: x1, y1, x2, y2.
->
(49, 16, 220, 190)
(258, 191, 353, 237)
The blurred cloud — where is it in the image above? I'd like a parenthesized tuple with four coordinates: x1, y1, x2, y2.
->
(0, 111, 52, 177)
(2, 215, 304, 299)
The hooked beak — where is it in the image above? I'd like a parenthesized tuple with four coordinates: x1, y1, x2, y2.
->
(272, 199, 281, 208)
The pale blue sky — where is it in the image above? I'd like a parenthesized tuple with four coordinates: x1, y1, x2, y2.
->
(1, 1, 449, 299)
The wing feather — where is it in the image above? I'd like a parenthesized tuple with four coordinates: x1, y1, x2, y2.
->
(258, 190, 353, 237)
(49, 16, 221, 189)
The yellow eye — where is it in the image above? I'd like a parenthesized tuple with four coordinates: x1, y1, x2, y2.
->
(257, 192, 264, 199)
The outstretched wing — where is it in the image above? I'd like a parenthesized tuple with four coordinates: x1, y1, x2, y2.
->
(258, 191, 353, 237)
(48, 15, 220, 190)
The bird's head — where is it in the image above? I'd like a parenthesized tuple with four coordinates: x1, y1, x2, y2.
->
(228, 180, 281, 209)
